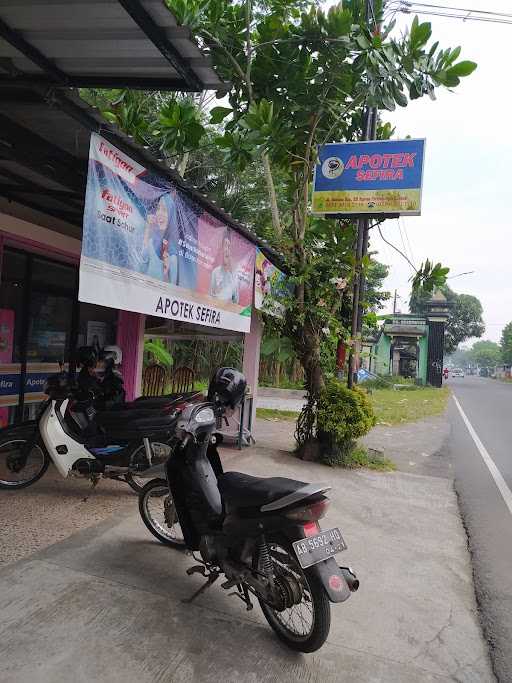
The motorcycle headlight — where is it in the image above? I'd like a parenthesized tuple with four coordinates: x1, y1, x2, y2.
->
(194, 407, 215, 424)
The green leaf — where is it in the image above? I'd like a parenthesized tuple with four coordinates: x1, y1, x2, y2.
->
(447, 60, 477, 78)
(445, 46, 461, 65)
(210, 106, 233, 124)
(102, 111, 118, 124)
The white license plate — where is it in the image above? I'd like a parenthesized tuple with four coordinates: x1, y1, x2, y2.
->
(292, 527, 347, 569)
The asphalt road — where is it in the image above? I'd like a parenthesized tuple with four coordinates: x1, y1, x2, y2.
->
(447, 375, 512, 682)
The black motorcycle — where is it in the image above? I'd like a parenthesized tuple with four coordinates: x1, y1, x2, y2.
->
(139, 368, 358, 653)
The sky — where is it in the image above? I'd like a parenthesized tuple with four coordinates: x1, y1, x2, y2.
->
(363, 1, 512, 343)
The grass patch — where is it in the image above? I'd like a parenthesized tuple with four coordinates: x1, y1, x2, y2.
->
(256, 407, 299, 421)
(322, 446, 396, 471)
(370, 386, 450, 425)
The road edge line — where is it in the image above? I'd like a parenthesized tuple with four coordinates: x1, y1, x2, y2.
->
(453, 394, 512, 516)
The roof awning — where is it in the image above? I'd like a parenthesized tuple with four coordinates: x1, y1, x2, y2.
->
(0, 0, 224, 91)
(0, 85, 285, 268)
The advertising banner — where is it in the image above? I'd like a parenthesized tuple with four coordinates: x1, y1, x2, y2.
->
(79, 134, 256, 333)
(312, 139, 425, 216)
(254, 249, 290, 318)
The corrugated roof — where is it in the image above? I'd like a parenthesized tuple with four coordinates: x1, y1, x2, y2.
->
(0, 0, 225, 91)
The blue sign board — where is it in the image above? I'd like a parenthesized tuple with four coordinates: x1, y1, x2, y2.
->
(312, 138, 425, 216)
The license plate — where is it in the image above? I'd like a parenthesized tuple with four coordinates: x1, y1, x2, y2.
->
(292, 527, 347, 569)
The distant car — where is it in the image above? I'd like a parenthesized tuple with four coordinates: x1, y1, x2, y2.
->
(452, 369, 465, 378)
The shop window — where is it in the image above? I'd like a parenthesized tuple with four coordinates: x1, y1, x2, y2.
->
(77, 302, 118, 353)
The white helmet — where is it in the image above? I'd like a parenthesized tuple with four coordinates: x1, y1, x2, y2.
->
(102, 345, 123, 366)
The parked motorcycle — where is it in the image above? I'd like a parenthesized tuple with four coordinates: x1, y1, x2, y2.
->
(139, 367, 358, 653)
(0, 370, 184, 493)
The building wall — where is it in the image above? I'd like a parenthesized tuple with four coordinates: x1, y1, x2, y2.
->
(372, 334, 391, 375)
(418, 334, 429, 385)
(0, 211, 145, 405)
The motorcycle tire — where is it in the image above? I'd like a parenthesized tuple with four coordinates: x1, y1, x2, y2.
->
(256, 536, 331, 653)
(125, 442, 170, 494)
(138, 478, 186, 549)
(0, 437, 50, 490)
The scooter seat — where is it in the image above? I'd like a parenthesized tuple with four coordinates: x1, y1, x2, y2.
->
(218, 471, 308, 509)
(96, 408, 166, 424)
(95, 409, 178, 439)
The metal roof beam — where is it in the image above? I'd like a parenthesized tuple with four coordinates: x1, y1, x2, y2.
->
(19, 26, 192, 41)
(117, 0, 203, 91)
(0, 75, 193, 91)
(0, 188, 82, 226)
(0, 182, 80, 201)
(0, 16, 68, 85)
(0, 114, 85, 194)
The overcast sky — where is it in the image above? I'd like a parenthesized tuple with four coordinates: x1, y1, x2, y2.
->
(361, 1, 512, 343)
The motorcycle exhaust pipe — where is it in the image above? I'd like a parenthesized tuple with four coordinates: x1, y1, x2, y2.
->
(339, 566, 359, 592)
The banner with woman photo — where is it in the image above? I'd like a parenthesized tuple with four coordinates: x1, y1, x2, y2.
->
(254, 249, 291, 318)
(79, 134, 256, 333)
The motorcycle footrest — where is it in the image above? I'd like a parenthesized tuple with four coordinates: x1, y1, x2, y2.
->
(186, 565, 209, 577)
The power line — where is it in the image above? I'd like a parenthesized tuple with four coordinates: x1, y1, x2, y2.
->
(387, 1, 512, 25)
(406, 2, 512, 19)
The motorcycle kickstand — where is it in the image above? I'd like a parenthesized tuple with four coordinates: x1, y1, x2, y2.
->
(227, 584, 254, 611)
(182, 570, 220, 604)
(82, 474, 101, 503)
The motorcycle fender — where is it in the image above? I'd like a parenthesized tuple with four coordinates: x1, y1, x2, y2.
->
(282, 527, 352, 603)
(307, 556, 352, 603)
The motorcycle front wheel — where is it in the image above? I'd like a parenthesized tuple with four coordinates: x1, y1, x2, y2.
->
(138, 478, 186, 549)
(0, 438, 50, 490)
(257, 537, 331, 653)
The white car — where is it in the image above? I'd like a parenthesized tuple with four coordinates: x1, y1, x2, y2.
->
(452, 369, 465, 378)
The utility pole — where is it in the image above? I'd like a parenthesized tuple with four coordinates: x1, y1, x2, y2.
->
(347, 0, 378, 389)
(393, 289, 397, 314)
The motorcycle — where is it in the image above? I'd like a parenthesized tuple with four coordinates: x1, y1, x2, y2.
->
(0, 370, 190, 493)
(138, 367, 358, 653)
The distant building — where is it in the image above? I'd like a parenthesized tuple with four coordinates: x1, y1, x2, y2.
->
(366, 314, 430, 384)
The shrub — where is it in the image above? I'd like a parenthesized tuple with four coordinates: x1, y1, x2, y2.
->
(316, 380, 376, 465)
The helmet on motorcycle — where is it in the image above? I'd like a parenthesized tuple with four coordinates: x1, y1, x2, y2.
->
(102, 345, 122, 366)
(76, 346, 98, 369)
(207, 367, 247, 409)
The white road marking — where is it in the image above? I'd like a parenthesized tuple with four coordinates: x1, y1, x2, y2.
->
(453, 395, 512, 517)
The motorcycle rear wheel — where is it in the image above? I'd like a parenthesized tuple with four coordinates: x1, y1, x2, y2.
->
(257, 537, 331, 653)
(0, 438, 50, 490)
(138, 478, 186, 549)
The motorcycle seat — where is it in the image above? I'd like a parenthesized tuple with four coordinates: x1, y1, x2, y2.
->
(96, 408, 166, 424)
(95, 410, 178, 439)
(218, 471, 308, 509)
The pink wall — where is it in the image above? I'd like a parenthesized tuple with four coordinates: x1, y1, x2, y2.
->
(116, 310, 145, 401)
(243, 311, 262, 427)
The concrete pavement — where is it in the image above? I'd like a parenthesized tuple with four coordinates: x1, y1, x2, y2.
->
(0, 420, 493, 682)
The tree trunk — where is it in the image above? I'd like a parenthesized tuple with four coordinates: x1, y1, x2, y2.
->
(262, 153, 281, 236)
(274, 360, 281, 387)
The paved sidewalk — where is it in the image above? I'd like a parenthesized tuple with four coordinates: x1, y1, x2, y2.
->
(0, 420, 493, 682)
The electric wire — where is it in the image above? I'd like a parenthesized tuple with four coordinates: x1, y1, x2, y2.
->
(386, 1, 512, 25)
